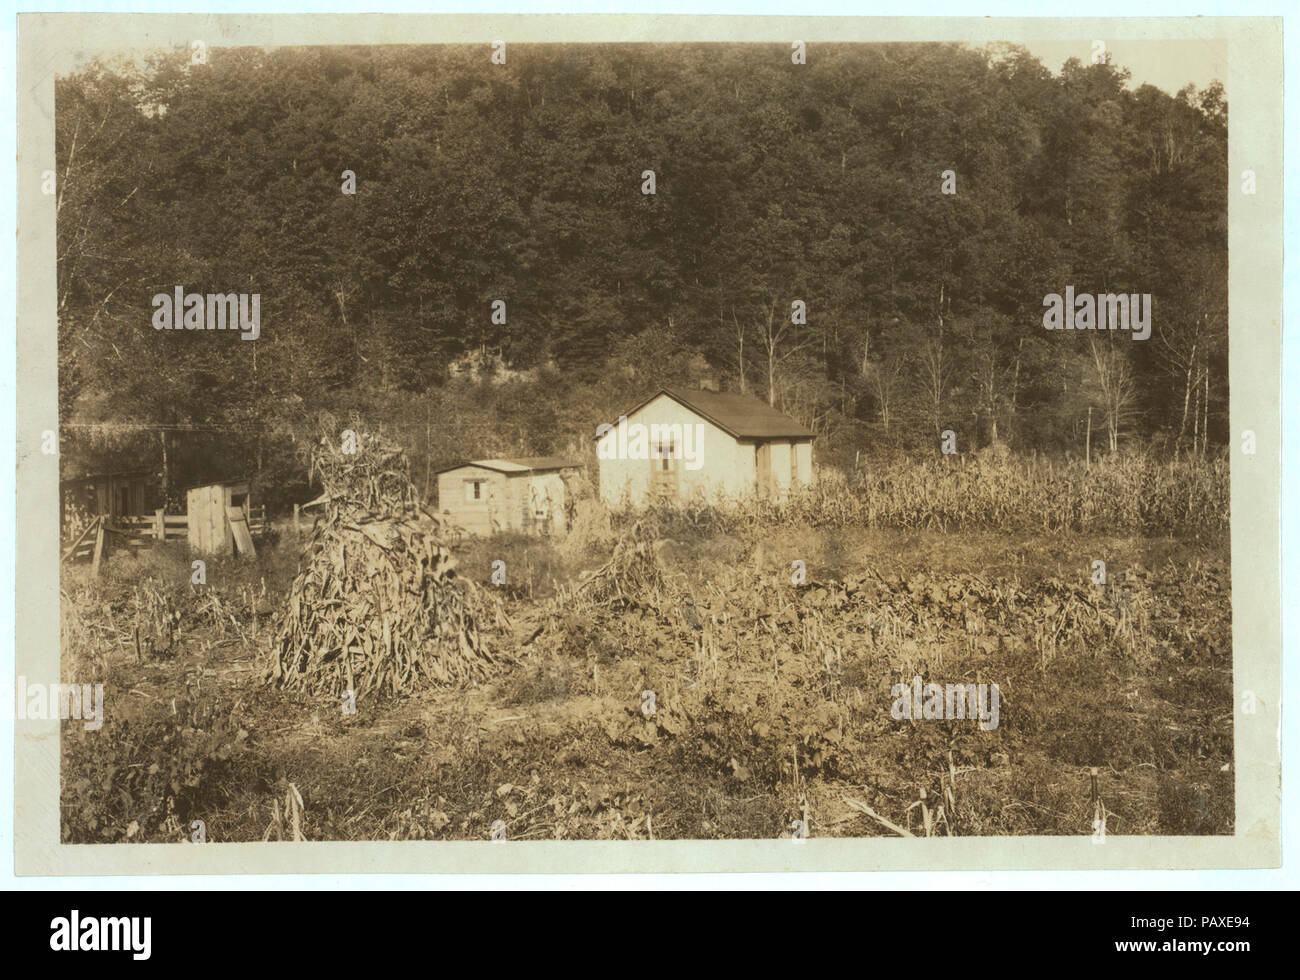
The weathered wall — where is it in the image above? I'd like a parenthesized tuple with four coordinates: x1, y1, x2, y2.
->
(437, 465, 510, 536)
(187, 484, 234, 554)
(767, 441, 794, 498)
(757, 439, 816, 499)
(520, 471, 568, 535)
(438, 467, 571, 536)
(795, 440, 813, 485)
(597, 393, 756, 508)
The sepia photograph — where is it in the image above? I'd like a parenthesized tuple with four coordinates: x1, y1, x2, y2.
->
(13, 13, 1283, 875)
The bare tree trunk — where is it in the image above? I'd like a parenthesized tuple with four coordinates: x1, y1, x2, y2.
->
(1010, 337, 1024, 439)
(159, 430, 169, 507)
(918, 338, 947, 438)
(1192, 364, 1202, 454)
(1089, 335, 1135, 456)
(1202, 368, 1210, 455)
(252, 339, 262, 483)
(1178, 356, 1195, 452)
(756, 297, 809, 410)
(423, 398, 433, 501)
(765, 303, 777, 407)
(730, 309, 747, 394)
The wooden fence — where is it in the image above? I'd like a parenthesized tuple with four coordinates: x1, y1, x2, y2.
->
(115, 509, 190, 548)
(62, 506, 270, 574)
(116, 506, 268, 545)
(62, 516, 102, 565)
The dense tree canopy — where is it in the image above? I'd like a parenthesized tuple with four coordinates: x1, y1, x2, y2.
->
(56, 43, 1227, 506)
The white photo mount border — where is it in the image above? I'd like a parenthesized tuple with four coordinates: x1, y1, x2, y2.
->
(15, 12, 1282, 875)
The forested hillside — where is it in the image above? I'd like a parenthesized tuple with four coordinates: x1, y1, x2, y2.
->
(56, 43, 1227, 507)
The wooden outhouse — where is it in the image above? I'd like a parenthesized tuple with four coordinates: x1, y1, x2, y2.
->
(434, 457, 583, 537)
(186, 478, 256, 555)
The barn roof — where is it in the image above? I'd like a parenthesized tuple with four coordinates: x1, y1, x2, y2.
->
(435, 456, 584, 476)
(618, 387, 816, 440)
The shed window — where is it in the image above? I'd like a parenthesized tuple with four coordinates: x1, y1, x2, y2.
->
(464, 479, 485, 502)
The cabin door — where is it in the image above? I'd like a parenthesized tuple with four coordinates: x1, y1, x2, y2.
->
(650, 433, 679, 499)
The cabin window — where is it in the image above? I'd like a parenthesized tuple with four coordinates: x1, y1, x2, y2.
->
(655, 436, 675, 470)
(464, 479, 484, 502)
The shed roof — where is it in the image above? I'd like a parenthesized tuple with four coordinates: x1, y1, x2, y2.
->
(617, 387, 816, 440)
(183, 476, 251, 491)
(60, 465, 154, 480)
(59, 467, 155, 487)
(435, 456, 584, 476)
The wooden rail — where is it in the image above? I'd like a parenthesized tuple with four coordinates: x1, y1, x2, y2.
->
(61, 517, 107, 576)
(61, 516, 102, 563)
(63, 506, 270, 572)
(246, 503, 267, 536)
(114, 510, 188, 547)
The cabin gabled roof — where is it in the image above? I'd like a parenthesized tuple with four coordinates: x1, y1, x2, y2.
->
(434, 456, 584, 476)
(614, 387, 816, 440)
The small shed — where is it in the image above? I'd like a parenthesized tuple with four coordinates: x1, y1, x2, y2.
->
(60, 469, 157, 534)
(435, 457, 583, 537)
(186, 478, 256, 555)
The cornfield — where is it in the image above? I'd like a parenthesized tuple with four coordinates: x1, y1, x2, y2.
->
(644, 452, 1230, 536)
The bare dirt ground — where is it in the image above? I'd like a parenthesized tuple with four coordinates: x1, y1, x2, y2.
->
(60, 524, 1231, 843)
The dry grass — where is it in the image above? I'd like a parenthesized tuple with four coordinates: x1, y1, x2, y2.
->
(60, 450, 1233, 843)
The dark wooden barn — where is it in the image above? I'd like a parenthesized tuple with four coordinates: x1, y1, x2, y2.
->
(59, 469, 158, 536)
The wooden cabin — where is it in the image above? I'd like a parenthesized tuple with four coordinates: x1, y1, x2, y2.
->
(60, 469, 157, 537)
(596, 386, 815, 507)
(434, 457, 583, 537)
(186, 478, 262, 555)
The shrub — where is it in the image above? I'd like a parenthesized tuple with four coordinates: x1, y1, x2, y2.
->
(61, 695, 252, 843)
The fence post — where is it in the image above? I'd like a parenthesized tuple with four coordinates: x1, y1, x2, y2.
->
(155, 508, 165, 541)
(91, 519, 105, 578)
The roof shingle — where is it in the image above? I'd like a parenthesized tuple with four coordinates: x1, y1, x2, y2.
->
(654, 387, 816, 439)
